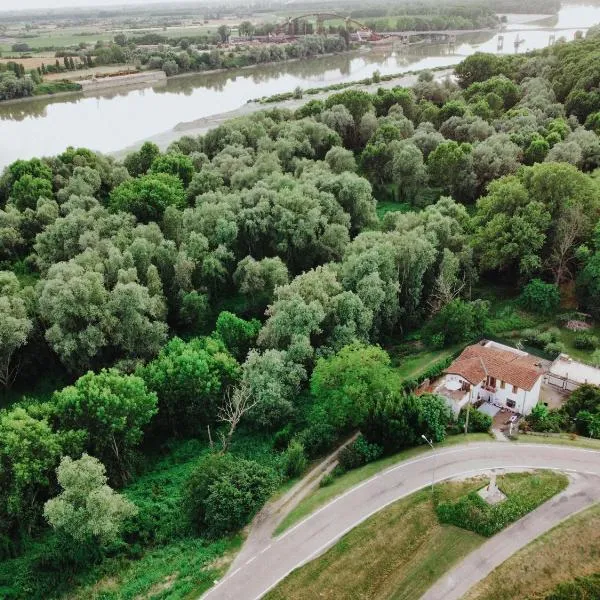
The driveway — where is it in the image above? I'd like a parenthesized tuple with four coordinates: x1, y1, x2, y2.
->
(200, 442, 600, 600)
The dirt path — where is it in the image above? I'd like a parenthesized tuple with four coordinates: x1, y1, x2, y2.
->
(230, 433, 358, 572)
(200, 442, 600, 600)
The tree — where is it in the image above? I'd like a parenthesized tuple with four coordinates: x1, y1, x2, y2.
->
(454, 52, 501, 87)
(427, 141, 476, 202)
(389, 140, 427, 202)
(472, 176, 551, 277)
(123, 142, 160, 177)
(519, 279, 560, 315)
(310, 342, 396, 432)
(183, 454, 275, 536)
(0, 406, 75, 535)
(215, 311, 261, 361)
(423, 299, 489, 347)
(238, 21, 254, 37)
(324, 89, 373, 124)
(53, 369, 157, 485)
(325, 146, 356, 174)
(150, 152, 195, 187)
(37, 261, 111, 372)
(0, 271, 32, 388)
(233, 255, 289, 300)
(109, 173, 185, 223)
(9, 174, 53, 211)
(242, 349, 306, 430)
(218, 381, 259, 453)
(472, 134, 522, 194)
(44, 454, 137, 545)
(217, 25, 231, 43)
(140, 336, 240, 437)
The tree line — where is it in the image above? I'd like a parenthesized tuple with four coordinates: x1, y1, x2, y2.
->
(1, 32, 600, 597)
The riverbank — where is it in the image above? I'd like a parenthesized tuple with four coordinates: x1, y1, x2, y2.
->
(111, 65, 455, 160)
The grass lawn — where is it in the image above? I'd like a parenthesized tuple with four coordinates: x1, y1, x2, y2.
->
(274, 432, 493, 535)
(436, 471, 568, 537)
(267, 479, 487, 600)
(267, 470, 567, 600)
(391, 344, 461, 380)
(515, 432, 600, 450)
(464, 503, 600, 600)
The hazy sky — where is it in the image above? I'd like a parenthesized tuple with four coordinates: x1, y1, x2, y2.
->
(0, 0, 176, 11)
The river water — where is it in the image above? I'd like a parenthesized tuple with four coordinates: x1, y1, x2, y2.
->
(0, 3, 599, 168)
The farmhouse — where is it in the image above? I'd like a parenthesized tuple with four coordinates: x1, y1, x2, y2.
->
(435, 340, 546, 416)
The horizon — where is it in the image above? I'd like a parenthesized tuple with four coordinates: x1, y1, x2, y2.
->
(0, 0, 220, 13)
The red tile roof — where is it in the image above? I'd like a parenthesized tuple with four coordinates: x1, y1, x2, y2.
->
(445, 343, 545, 391)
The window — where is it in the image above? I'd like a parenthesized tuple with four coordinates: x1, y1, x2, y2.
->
(506, 399, 516, 409)
(500, 380, 505, 389)
(512, 385, 518, 394)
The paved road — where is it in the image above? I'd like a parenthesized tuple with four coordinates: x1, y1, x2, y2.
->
(200, 442, 600, 600)
(421, 471, 600, 600)
(230, 433, 357, 571)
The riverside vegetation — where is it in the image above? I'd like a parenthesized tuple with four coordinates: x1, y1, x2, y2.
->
(1, 29, 600, 598)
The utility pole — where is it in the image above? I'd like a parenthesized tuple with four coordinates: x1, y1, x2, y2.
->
(421, 434, 436, 493)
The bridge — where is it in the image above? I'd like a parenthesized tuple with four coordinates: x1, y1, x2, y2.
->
(274, 12, 377, 38)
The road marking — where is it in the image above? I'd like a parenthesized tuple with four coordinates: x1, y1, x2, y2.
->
(246, 556, 256, 565)
(251, 463, 600, 600)
(260, 544, 272, 554)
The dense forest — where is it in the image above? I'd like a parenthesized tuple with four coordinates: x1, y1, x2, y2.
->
(1, 30, 600, 599)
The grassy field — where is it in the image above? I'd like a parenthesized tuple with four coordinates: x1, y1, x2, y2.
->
(268, 479, 487, 600)
(515, 432, 600, 450)
(464, 503, 600, 600)
(391, 344, 461, 380)
(267, 471, 567, 600)
(274, 432, 492, 534)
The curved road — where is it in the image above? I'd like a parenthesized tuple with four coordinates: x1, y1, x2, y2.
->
(201, 442, 600, 600)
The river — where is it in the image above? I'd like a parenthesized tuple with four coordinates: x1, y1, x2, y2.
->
(0, 3, 599, 168)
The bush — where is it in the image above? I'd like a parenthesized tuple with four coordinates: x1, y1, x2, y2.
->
(337, 435, 383, 471)
(573, 333, 599, 350)
(273, 424, 294, 451)
(519, 279, 560, 315)
(455, 406, 492, 433)
(436, 472, 568, 536)
(319, 473, 335, 487)
(297, 422, 338, 459)
(525, 403, 566, 433)
(282, 440, 307, 478)
(183, 453, 276, 536)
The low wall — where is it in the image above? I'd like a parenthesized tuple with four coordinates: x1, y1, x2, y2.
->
(80, 70, 166, 92)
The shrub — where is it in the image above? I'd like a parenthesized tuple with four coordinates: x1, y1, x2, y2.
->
(525, 404, 566, 433)
(436, 472, 568, 536)
(337, 435, 383, 471)
(282, 440, 307, 478)
(544, 341, 567, 355)
(573, 333, 599, 350)
(273, 424, 294, 451)
(183, 454, 276, 537)
(297, 422, 338, 459)
(519, 279, 560, 315)
(319, 473, 335, 487)
(455, 406, 492, 433)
